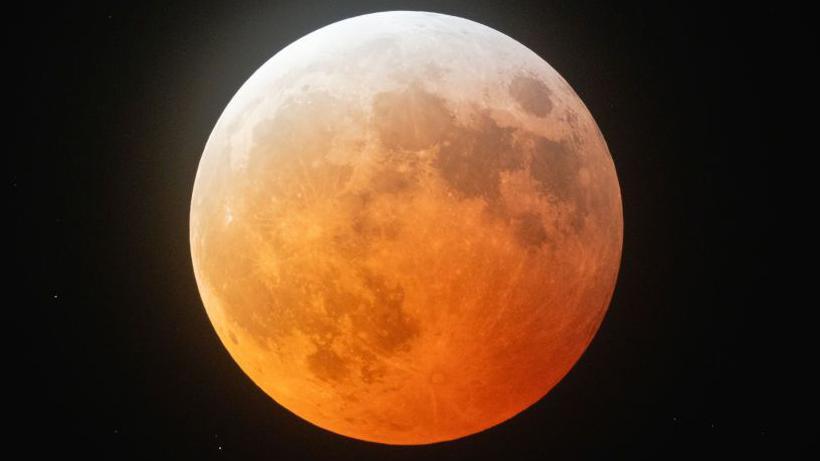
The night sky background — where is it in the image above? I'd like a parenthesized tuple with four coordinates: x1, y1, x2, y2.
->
(13, 0, 807, 458)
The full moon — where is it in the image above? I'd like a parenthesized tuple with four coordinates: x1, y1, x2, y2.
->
(190, 11, 622, 445)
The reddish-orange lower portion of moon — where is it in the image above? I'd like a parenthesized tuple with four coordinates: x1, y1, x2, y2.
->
(190, 12, 622, 445)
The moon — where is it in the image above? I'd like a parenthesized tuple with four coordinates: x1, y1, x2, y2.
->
(190, 11, 622, 445)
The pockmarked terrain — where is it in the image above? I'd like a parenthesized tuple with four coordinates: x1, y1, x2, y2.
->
(191, 11, 622, 445)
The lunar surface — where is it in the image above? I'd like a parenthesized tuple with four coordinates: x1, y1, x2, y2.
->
(190, 11, 622, 445)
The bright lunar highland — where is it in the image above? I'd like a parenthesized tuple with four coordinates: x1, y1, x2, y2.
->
(191, 11, 623, 445)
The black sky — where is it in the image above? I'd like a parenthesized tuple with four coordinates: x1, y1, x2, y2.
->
(12, 0, 807, 458)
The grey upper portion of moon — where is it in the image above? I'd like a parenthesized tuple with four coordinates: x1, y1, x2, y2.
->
(190, 12, 622, 444)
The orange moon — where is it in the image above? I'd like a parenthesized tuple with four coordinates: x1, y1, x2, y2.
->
(190, 11, 622, 445)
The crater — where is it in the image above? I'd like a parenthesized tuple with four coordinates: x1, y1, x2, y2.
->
(529, 136, 591, 230)
(247, 91, 355, 201)
(513, 212, 549, 248)
(530, 137, 581, 201)
(307, 347, 350, 382)
(305, 269, 419, 383)
(434, 112, 522, 209)
(369, 167, 414, 195)
(373, 84, 453, 151)
(360, 358, 387, 384)
(251, 92, 336, 166)
(356, 270, 419, 354)
(201, 244, 286, 344)
(350, 210, 402, 241)
(510, 74, 553, 117)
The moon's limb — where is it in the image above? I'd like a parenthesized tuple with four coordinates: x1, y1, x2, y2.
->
(190, 11, 622, 445)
